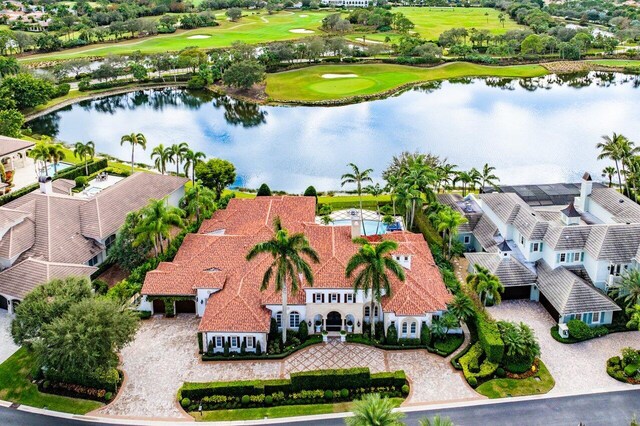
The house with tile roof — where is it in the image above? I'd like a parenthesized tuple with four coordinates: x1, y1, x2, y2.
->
(0, 172, 187, 313)
(140, 196, 452, 355)
(438, 172, 631, 327)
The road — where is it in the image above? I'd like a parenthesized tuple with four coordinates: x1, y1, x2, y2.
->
(2, 389, 640, 425)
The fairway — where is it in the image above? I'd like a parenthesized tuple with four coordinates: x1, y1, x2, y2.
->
(266, 62, 548, 102)
(21, 11, 328, 62)
(587, 59, 640, 67)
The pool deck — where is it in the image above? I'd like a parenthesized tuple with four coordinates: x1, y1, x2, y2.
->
(75, 175, 124, 198)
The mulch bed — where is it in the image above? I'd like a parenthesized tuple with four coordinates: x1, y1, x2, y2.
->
(505, 358, 539, 379)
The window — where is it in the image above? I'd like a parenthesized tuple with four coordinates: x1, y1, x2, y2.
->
(559, 253, 566, 263)
(374, 306, 379, 317)
(346, 293, 354, 304)
(88, 254, 101, 267)
(105, 234, 116, 249)
(531, 242, 540, 252)
(575, 313, 582, 322)
(330, 293, 339, 303)
(609, 264, 627, 276)
(290, 311, 300, 328)
(230, 336, 239, 348)
(520, 235, 524, 245)
(276, 312, 282, 328)
(313, 293, 324, 303)
(215, 336, 223, 348)
(364, 306, 370, 318)
(463, 235, 470, 244)
(410, 322, 417, 336)
(246, 336, 254, 348)
(592, 312, 600, 324)
(401, 322, 408, 335)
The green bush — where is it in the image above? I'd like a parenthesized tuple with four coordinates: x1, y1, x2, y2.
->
(567, 319, 593, 340)
(75, 176, 88, 188)
(386, 324, 398, 345)
(474, 314, 504, 364)
(398, 338, 421, 346)
(257, 183, 272, 196)
(505, 354, 534, 374)
(265, 395, 273, 405)
(138, 310, 152, 320)
(624, 364, 638, 377)
(92, 279, 108, 295)
(298, 321, 308, 342)
(181, 398, 191, 408)
(53, 83, 70, 97)
(467, 376, 477, 387)
(459, 342, 498, 380)
(105, 392, 113, 400)
(324, 390, 333, 400)
(241, 395, 250, 405)
(496, 367, 506, 378)
(340, 389, 349, 398)
(370, 371, 406, 388)
(420, 322, 431, 346)
(290, 367, 370, 391)
(401, 384, 409, 395)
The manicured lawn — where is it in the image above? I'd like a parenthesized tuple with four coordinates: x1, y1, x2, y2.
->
(191, 398, 403, 421)
(0, 347, 103, 414)
(475, 360, 555, 398)
(587, 59, 640, 67)
(20, 12, 329, 62)
(266, 62, 548, 102)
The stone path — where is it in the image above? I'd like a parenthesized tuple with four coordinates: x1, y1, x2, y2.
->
(95, 316, 477, 419)
(0, 311, 19, 364)
(489, 300, 640, 395)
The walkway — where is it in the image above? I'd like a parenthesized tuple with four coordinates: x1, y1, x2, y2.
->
(95, 316, 477, 419)
(0, 311, 19, 364)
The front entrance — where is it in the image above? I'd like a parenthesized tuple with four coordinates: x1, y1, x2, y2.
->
(153, 299, 165, 314)
(326, 311, 342, 332)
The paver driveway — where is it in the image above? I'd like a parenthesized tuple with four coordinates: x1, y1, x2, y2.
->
(95, 315, 477, 419)
(489, 300, 640, 395)
(0, 311, 19, 364)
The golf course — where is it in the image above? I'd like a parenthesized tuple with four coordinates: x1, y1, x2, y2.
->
(265, 62, 548, 102)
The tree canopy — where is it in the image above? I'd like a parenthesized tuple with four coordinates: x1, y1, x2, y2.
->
(195, 158, 236, 200)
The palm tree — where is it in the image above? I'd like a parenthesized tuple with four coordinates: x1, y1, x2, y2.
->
(180, 181, 216, 223)
(618, 138, 640, 196)
(133, 197, 184, 257)
(29, 141, 52, 177)
(420, 415, 455, 426)
(151, 144, 171, 175)
(467, 167, 482, 193)
(626, 304, 640, 331)
(345, 393, 405, 426)
(73, 141, 95, 176)
(346, 238, 405, 337)
(341, 163, 373, 236)
(168, 142, 189, 175)
(435, 208, 467, 259)
(596, 132, 627, 189)
(609, 269, 640, 311)
(184, 149, 206, 185)
(246, 217, 320, 343)
(48, 143, 66, 175)
(120, 133, 147, 174)
(453, 171, 473, 196)
(365, 183, 384, 234)
(602, 166, 616, 188)
(466, 264, 504, 306)
(447, 293, 475, 322)
(479, 163, 499, 190)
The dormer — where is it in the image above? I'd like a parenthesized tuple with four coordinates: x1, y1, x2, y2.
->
(393, 254, 411, 270)
(498, 240, 511, 259)
(560, 201, 581, 226)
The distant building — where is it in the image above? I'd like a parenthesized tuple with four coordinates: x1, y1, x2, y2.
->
(320, 0, 370, 7)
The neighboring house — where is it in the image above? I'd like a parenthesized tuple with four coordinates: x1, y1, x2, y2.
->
(320, 0, 370, 7)
(140, 196, 452, 354)
(0, 172, 187, 313)
(439, 173, 632, 327)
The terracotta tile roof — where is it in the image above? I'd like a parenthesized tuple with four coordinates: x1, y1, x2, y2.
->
(143, 196, 451, 333)
(0, 258, 96, 299)
(0, 135, 34, 157)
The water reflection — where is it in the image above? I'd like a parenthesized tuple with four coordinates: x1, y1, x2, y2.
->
(28, 73, 640, 192)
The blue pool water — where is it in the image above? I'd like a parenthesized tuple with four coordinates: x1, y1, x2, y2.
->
(332, 219, 389, 235)
(45, 162, 73, 176)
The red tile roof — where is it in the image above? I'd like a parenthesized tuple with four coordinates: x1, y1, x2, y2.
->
(140, 196, 451, 333)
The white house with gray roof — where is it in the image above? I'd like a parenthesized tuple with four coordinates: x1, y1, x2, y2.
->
(439, 172, 632, 327)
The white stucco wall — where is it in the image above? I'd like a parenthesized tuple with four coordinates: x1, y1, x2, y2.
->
(203, 332, 267, 353)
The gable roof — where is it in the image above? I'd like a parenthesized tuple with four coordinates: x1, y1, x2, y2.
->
(588, 187, 640, 223)
(465, 252, 537, 287)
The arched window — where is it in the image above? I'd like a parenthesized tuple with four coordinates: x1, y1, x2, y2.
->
(401, 322, 408, 335)
(374, 306, 379, 317)
(275, 312, 282, 328)
(290, 311, 300, 328)
(410, 322, 417, 336)
(364, 306, 370, 318)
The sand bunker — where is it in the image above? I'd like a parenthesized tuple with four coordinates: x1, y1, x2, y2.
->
(322, 73, 359, 79)
(187, 35, 211, 39)
(299, 14, 308, 17)
(289, 28, 314, 34)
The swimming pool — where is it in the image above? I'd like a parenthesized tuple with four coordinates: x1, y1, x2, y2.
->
(44, 162, 73, 176)
(331, 219, 388, 235)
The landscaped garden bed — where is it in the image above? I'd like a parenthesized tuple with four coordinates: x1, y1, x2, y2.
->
(607, 347, 640, 384)
(550, 319, 611, 344)
(178, 367, 408, 417)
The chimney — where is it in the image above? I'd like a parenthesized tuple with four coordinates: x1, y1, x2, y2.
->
(498, 240, 511, 259)
(38, 175, 53, 195)
(578, 172, 592, 212)
(350, 209, 361, 239)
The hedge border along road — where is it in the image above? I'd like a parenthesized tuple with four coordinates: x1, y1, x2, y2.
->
(265, 62, 548, 103)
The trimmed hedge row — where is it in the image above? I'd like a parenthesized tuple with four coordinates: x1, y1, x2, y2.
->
(473, 312, 504, 364)
(178, 368, 407, 402)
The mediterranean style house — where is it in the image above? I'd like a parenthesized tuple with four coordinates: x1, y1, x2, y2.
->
(140, 196, 452, 354)
(438, 172, 633, 327)
(0, 172, 187, 313)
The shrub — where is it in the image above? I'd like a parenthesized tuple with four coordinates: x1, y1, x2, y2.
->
(401, 384, 409, 395)
(397, 338, 421, 346)
(265, 395, 273, 405)
(340, 388, 349, 398)
(624, 364, 638, 377)
(622, 347, 639, 366)
(181, 398, 191, 408)
(304, 186, 317, 198)
(187, 75, 207, 89)
(257, 183, 272, 196)
(138, 310, 152, 320)
(420, 322, 431, 346)
(370, 371, 406, 388)
(105, 392, 113, 400)
(290, 368, 370, 391)
(474, 314, 504, 364)
(567, 319, 593, 340)
(241, 395, 250, 405)
(467, 376, 477, 387)
(256, 340, 262, 356)
(505, 354, 534, 374)
(92, 279, 108, 295)
(496, 367, 506, 378)
(298, 321, 308, 342)
(386, 324, 398, 345)
(74, 176, 88, 189)
(324, 390, 333, 400)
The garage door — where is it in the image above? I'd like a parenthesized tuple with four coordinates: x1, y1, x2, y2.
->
(0, 296, 7, 311)
(502, 285, 532, 300)
(539, 292, 560, 322)
(153, 299, 165, 314)
(175, 300, 196, 314)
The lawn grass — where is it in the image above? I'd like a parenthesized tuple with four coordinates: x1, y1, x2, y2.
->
(587, 59, 640, 67)
(20, 11, 329, 63)
(0, 347, 103, 414)
(266, 62, 548, 102)
(191, 398, 403, 421)
(475, 360, 555, 398)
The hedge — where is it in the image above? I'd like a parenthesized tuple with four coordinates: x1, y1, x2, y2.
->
(370, 371, 406, 389)
(473, 313, 504, 364)
(290, 367, 370, 391)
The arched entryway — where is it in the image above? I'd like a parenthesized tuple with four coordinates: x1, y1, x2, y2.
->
(326, 311, 342, 332)
(0, 295, 7, 311)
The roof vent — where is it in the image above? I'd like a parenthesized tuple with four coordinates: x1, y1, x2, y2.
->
(619, 199, 625, 203)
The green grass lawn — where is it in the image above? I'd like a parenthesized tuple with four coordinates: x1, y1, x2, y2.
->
(266, 62, 547, 102)
(475, 360, 555, 398)
(20, 11, 329, 62)
(192, 398, 403, 421)
(587, 59, 640, 67)
(0, 348, 103, 414)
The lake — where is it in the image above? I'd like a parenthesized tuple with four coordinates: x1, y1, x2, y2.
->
(29, 72, 640, 193)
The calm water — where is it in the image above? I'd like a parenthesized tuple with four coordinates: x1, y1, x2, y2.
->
(29, 72, 640, 192)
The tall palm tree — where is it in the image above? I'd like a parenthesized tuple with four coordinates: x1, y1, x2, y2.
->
(246, 217, 320, 343)
(453, 171, 473, 197)
(29, 141, 52, 177)
(435, 208, 467, 259)
(120, 132, 147, 174)
(168, 142, 189, 175)
(602, 166, 616, 188)
(346, 238, 405, 337)
(479, 163, 499, 190)
(466, 264, 504, 306)
(447, 293, 475, 323)
(596, 132, 627, 189)
(180, 181, 216, 223)
(346, 393, 405, 426)
(364, 183, 384, 235)
(184, 149, 206, 185)
(48, 143, 66, 175)
(341, 163, 373, 236)
(73, 141, 95, 176)
(133, 197, 184, 257)
(151, 144, 171, 175)
(468, 167, 482, 193)
(618, 137, 640, 196)
(609, 269, 640, 311)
